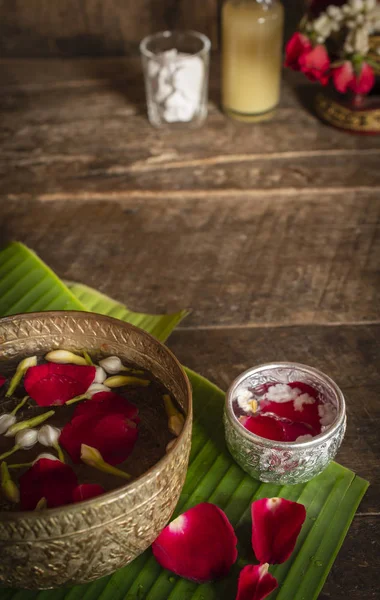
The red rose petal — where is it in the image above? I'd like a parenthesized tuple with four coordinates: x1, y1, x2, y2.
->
(299, 45, 330, 85)
(60, 412, 138, 465)
(281, 420, 314, 442)
(259, 401, 321, 435)
(19, 458, 78, 510)
(251, 498, 306, 564)
(241, 415, 286, 442)
(152, 502, 238, 583)
(24, 363, 96, 406)
(72, 484, 105, 503)
(0, 375, 6, 389)
(284, 32, 312, 71)
(75, 391, 139, 422)
(236, 564, 278, 600)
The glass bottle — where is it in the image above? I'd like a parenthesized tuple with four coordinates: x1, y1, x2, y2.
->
(222, 0, 284, 122)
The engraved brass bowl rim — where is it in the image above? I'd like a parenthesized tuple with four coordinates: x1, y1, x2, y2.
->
(225, 361, 346, 449)
(0, 310, 193, 522)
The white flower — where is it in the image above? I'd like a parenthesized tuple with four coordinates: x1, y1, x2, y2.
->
(327, 5, 344, 21)
(45, 350, 87, 366)
(265, 384, 301, 403)
(364, 0, 376, 11)
(33, 453, 59, 464)
(87, 383, 111, 395)
(99, 356, 124, 375)
(38, 425, 61, 447)
(313, 14, 335, 38)
(342, 4, 353, 15)
(349, 0, 364, 14)
(346, 26, 370, 54)
(236, 390, 258, 414)
(0, 414, 16, 435)
(356, 13, 365, 24)
(296, 434, 314, 443)
(293, 393, 316, 412)
(93, 366, 107, 384)
(318, 404, 337, 427)
(15, 428, 38, 449)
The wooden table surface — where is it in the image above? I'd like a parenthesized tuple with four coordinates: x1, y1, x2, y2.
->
(0, 57, 379, 599)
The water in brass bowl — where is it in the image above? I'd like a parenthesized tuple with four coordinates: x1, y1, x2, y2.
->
(0, 311, 192, 590)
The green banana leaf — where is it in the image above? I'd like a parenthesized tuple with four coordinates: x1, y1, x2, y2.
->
(0, 243, 369, 600)
(0, 242, 188, 343)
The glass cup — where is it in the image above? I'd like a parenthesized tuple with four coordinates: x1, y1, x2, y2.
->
(140, 30, 211, 128)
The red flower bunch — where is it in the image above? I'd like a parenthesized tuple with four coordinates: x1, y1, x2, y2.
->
(60, 391, 139, 465)
(152, 497, 306, 599)
(285, 0, 377, 96)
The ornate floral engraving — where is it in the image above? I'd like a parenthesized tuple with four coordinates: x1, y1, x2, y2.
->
(0, 312, 192, 589)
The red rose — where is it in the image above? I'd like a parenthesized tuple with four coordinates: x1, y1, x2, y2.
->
(285, 33, 312, 71)
(19, 458, 78, 510)
(299, 45, 330, 85)
(24, 363, 96, 406)
(60, 411, 138, 465)
(332, 61, 375, 96)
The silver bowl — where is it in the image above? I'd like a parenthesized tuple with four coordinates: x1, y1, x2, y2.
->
(0, 311, 192, 589)
(224, 362, 346, 485)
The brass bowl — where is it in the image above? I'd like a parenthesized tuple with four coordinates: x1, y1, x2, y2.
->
(0, 311, 192, 589)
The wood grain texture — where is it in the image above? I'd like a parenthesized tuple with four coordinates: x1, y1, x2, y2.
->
(0, 0, 305, 57)
(0, 59, 379, 198)
(0, 194, 379, 328)
(0, 0, 219, 56)
(167, 325, 380, 512)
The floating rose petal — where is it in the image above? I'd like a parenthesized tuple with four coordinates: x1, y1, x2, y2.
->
(251, 498, 306, 564)
(19, 458, 78, 510)
(60, 412, 138, 465)
(152, 502, 238, 582)
(24, 363, 96, 406)
(236, 564, 278, 600)
(259, 401, 321, 436)
(72, 483, 105, 502)
(240, 415, 285, 442)
(281, 420, 314, 442)
(0, 375, 6, 389)
(74, 391, 139, 422)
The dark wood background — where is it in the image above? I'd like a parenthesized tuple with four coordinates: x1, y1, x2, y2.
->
(0, 0, 305, 57)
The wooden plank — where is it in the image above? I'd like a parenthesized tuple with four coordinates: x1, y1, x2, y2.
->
(1, 194, 379, 327)
(167, 324, 380, 513)
(0, 59, 378, 197)
(317, 517, 380, 600)
(0, 0, 305, 57)
(0, 0, 219, 56)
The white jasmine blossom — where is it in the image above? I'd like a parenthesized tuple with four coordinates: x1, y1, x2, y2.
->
(236, 390, 258, 414)
(327, 5, 344, 21)
(45, 350, 87, 366)
(364, 0, 376, 11)
(343, 4, 353, 15)
(293, 393, 316, 412)
(93, 366, 107, 384)
(349, 0, 364, 14)
(318, 404, 337, 427)
(296, 434, 314, 443)
(313, 14, 335, 38)
(265, 384, 301, 403)
(0, 414, 17, 435)
(38, 425, 61, 447)
(6, 356, 37, 398)
(99, 356, 125, 375)
(346, 26, 370, 54)
(15, 428, 38, 449)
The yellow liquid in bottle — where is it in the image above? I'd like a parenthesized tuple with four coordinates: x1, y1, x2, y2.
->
(222, 0, 284, 122)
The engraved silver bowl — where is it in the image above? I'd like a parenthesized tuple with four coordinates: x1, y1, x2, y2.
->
(0, 311, 192, 589)
(224, 362, 346, 485)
